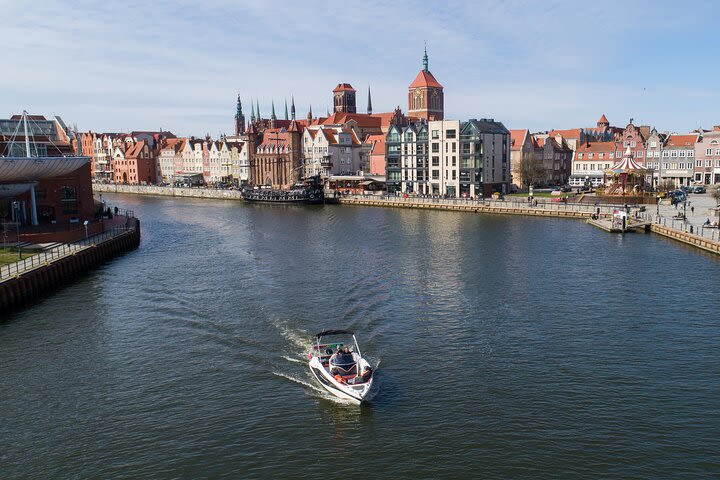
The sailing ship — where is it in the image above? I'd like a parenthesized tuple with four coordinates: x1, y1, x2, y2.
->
(241, 175, 325, 205)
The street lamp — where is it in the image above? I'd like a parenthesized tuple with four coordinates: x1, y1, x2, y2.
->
(83, 220, 89, 242)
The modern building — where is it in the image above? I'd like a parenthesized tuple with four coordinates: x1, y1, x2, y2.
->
(0, 112, 93, 227)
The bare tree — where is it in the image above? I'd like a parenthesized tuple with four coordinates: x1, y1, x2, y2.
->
(516, 154, 547, 188)
(658, 179, 675, 193)
(712, 187, 720, 206)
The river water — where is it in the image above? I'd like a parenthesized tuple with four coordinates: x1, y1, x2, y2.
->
(1, 194, 719, 479)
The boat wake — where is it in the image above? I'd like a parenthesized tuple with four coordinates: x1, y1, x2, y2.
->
(281, 355, 304, 364)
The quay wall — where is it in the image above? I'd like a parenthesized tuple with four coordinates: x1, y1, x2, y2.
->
(0, 219, 141, 313)
(336, 197, 603, 219)
(94, 183, 244, 200)
(650, 224, 720, 255)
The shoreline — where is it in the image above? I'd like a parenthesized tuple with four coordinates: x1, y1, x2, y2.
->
(94, 184, 720, 256)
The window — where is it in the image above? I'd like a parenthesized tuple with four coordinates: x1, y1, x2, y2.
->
(588, 153, 594, 159)
(650, 141, 657, 148)
(637, 151, 644, 157)
(599, 153, 604, 159)
(431, 143, 439, 153)
(679, 150, 685, 157)
(716, 149, 720, 155)
(60, 186, 78, 214)
(671, 150, 677, 157)
(687, 150, 694, 157)
(432, 170, 439, 180)
(707, 160, 712, 167)
(631, 141, 636, 147)
(706, 148, 712, 156)
(663, 151, 669, 157)
(431, 130, 439, 139)
(452, 156, 456, 167)
(446, 129, 456, 139)
(452, 171, 456, 180)
(696, 160, 702, 167)
(451, 143, 456, 153)
(578, 153, 584, 159)
(432, 156, 439, 166)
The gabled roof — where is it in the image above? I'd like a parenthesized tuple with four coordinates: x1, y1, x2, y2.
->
(409, 70, 443, 89)
(575, 141, 617, 155)
(509, 129, 529, 150)
(548, 128, 582, 140)
(366, 134, 386, 155)
(598, 114, 609, 124)
(665, 134, 697, 147)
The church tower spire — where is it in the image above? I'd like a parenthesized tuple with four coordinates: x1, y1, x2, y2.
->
(291, 95, 296, 120)
(284, 99, 289, 121)
(250, 98, 256, 123)
(256, 99, 261, 120)
(235, 93, 245, 135)
(423, 43, 429, 72)
(367, 86, 373, 115)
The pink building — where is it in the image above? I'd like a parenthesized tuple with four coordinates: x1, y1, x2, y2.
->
(694, 126, 720, 185)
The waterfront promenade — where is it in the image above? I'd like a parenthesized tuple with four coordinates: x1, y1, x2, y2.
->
(93, 183, 720, 255)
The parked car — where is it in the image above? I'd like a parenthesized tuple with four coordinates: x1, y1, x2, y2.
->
(693, 186, 706, 194)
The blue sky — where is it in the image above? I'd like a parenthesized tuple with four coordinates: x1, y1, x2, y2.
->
(3, 0, 719, 136)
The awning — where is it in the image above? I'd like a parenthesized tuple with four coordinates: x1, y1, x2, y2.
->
(0, 156, 90, 182)
(0, 182, 36, 198)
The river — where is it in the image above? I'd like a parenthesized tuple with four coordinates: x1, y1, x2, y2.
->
(1, 193, 719, 479)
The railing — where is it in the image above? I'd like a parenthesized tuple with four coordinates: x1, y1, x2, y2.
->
(638, 211, 720, 242)
(0, 224, 135, 281)
(338, 194, 621, 215)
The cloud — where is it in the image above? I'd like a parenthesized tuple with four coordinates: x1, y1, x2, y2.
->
(2, 0, 718, 135)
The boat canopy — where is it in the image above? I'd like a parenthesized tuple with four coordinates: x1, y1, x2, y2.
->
(316, 329, 354, 338)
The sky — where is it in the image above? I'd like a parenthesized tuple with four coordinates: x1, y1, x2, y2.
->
(3, 0, 719, 137)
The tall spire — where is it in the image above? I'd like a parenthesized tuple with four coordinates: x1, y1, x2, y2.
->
(284, 99, 289, 120)
(257, 99, 261, 120)
(423, 42, 429, 72)
(291, 95, 296, 120)
(236, 94, 243, 118)
(271, 100, 276, 120)
(307, 104, 312, 122)
(250, 98, 255, 122)
(367, 86, 373, 115)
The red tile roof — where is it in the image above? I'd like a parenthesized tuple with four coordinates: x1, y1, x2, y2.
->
(665, 134, 697, 147)
(333, 83, 355, 92)
(408, 70, 443, 89)
(575, 141, 617, 154)
(598, 114, 609, 124)
(548, 128, 582, 140)
(509, 129, 529, 150)
(366, 134, 386, 155)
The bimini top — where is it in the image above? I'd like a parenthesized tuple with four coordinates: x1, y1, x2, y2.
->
(316, 329, 354, 338)
(0, 156, 91, 182)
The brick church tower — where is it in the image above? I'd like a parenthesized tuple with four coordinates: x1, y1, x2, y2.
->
(408, 47, 443, 121)
(333, 83, 357, 113)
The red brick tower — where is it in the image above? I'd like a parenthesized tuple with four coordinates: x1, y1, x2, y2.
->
(408, 46, 444, 121)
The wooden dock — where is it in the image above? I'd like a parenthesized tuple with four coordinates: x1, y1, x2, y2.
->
(587, 217, 651, 233)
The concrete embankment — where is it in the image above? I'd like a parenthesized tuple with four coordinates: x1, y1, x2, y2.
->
(94, 183, 244, 200)
(337, 196, 603, 219)
(650, 224, 720, 255)
(0, 218, 141, 312)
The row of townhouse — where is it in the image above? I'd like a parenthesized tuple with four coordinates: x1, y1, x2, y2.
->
(385, 118, 511, 197)
(570, 124, 720, 188)
(301, 125, 367, 178)
(78, 131, 250, 186)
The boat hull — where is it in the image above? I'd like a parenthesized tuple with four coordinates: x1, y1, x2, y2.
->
(309, 357, 372, 404)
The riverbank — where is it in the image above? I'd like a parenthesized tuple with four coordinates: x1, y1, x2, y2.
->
(0, 216, 141, 312)
(96, 185, 720, 256)
(94, 183, 243, 200)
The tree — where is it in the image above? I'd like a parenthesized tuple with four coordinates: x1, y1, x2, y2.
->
(658, 179, 675, 193)
(516, 153, 547, 188)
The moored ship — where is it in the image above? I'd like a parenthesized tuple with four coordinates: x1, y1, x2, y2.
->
(241, 175, 324, 205)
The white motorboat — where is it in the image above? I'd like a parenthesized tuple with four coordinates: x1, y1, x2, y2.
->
(308, 330, 374, 404)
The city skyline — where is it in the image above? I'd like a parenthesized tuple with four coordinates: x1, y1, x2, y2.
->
(4, 0, 720, 136)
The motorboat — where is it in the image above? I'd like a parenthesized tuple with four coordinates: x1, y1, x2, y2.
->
(308, 330, 374, 404)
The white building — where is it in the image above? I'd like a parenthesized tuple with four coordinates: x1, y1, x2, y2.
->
(302, 125, 365, 178)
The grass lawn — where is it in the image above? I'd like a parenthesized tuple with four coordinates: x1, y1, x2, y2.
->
(0, 247, 23, 266)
